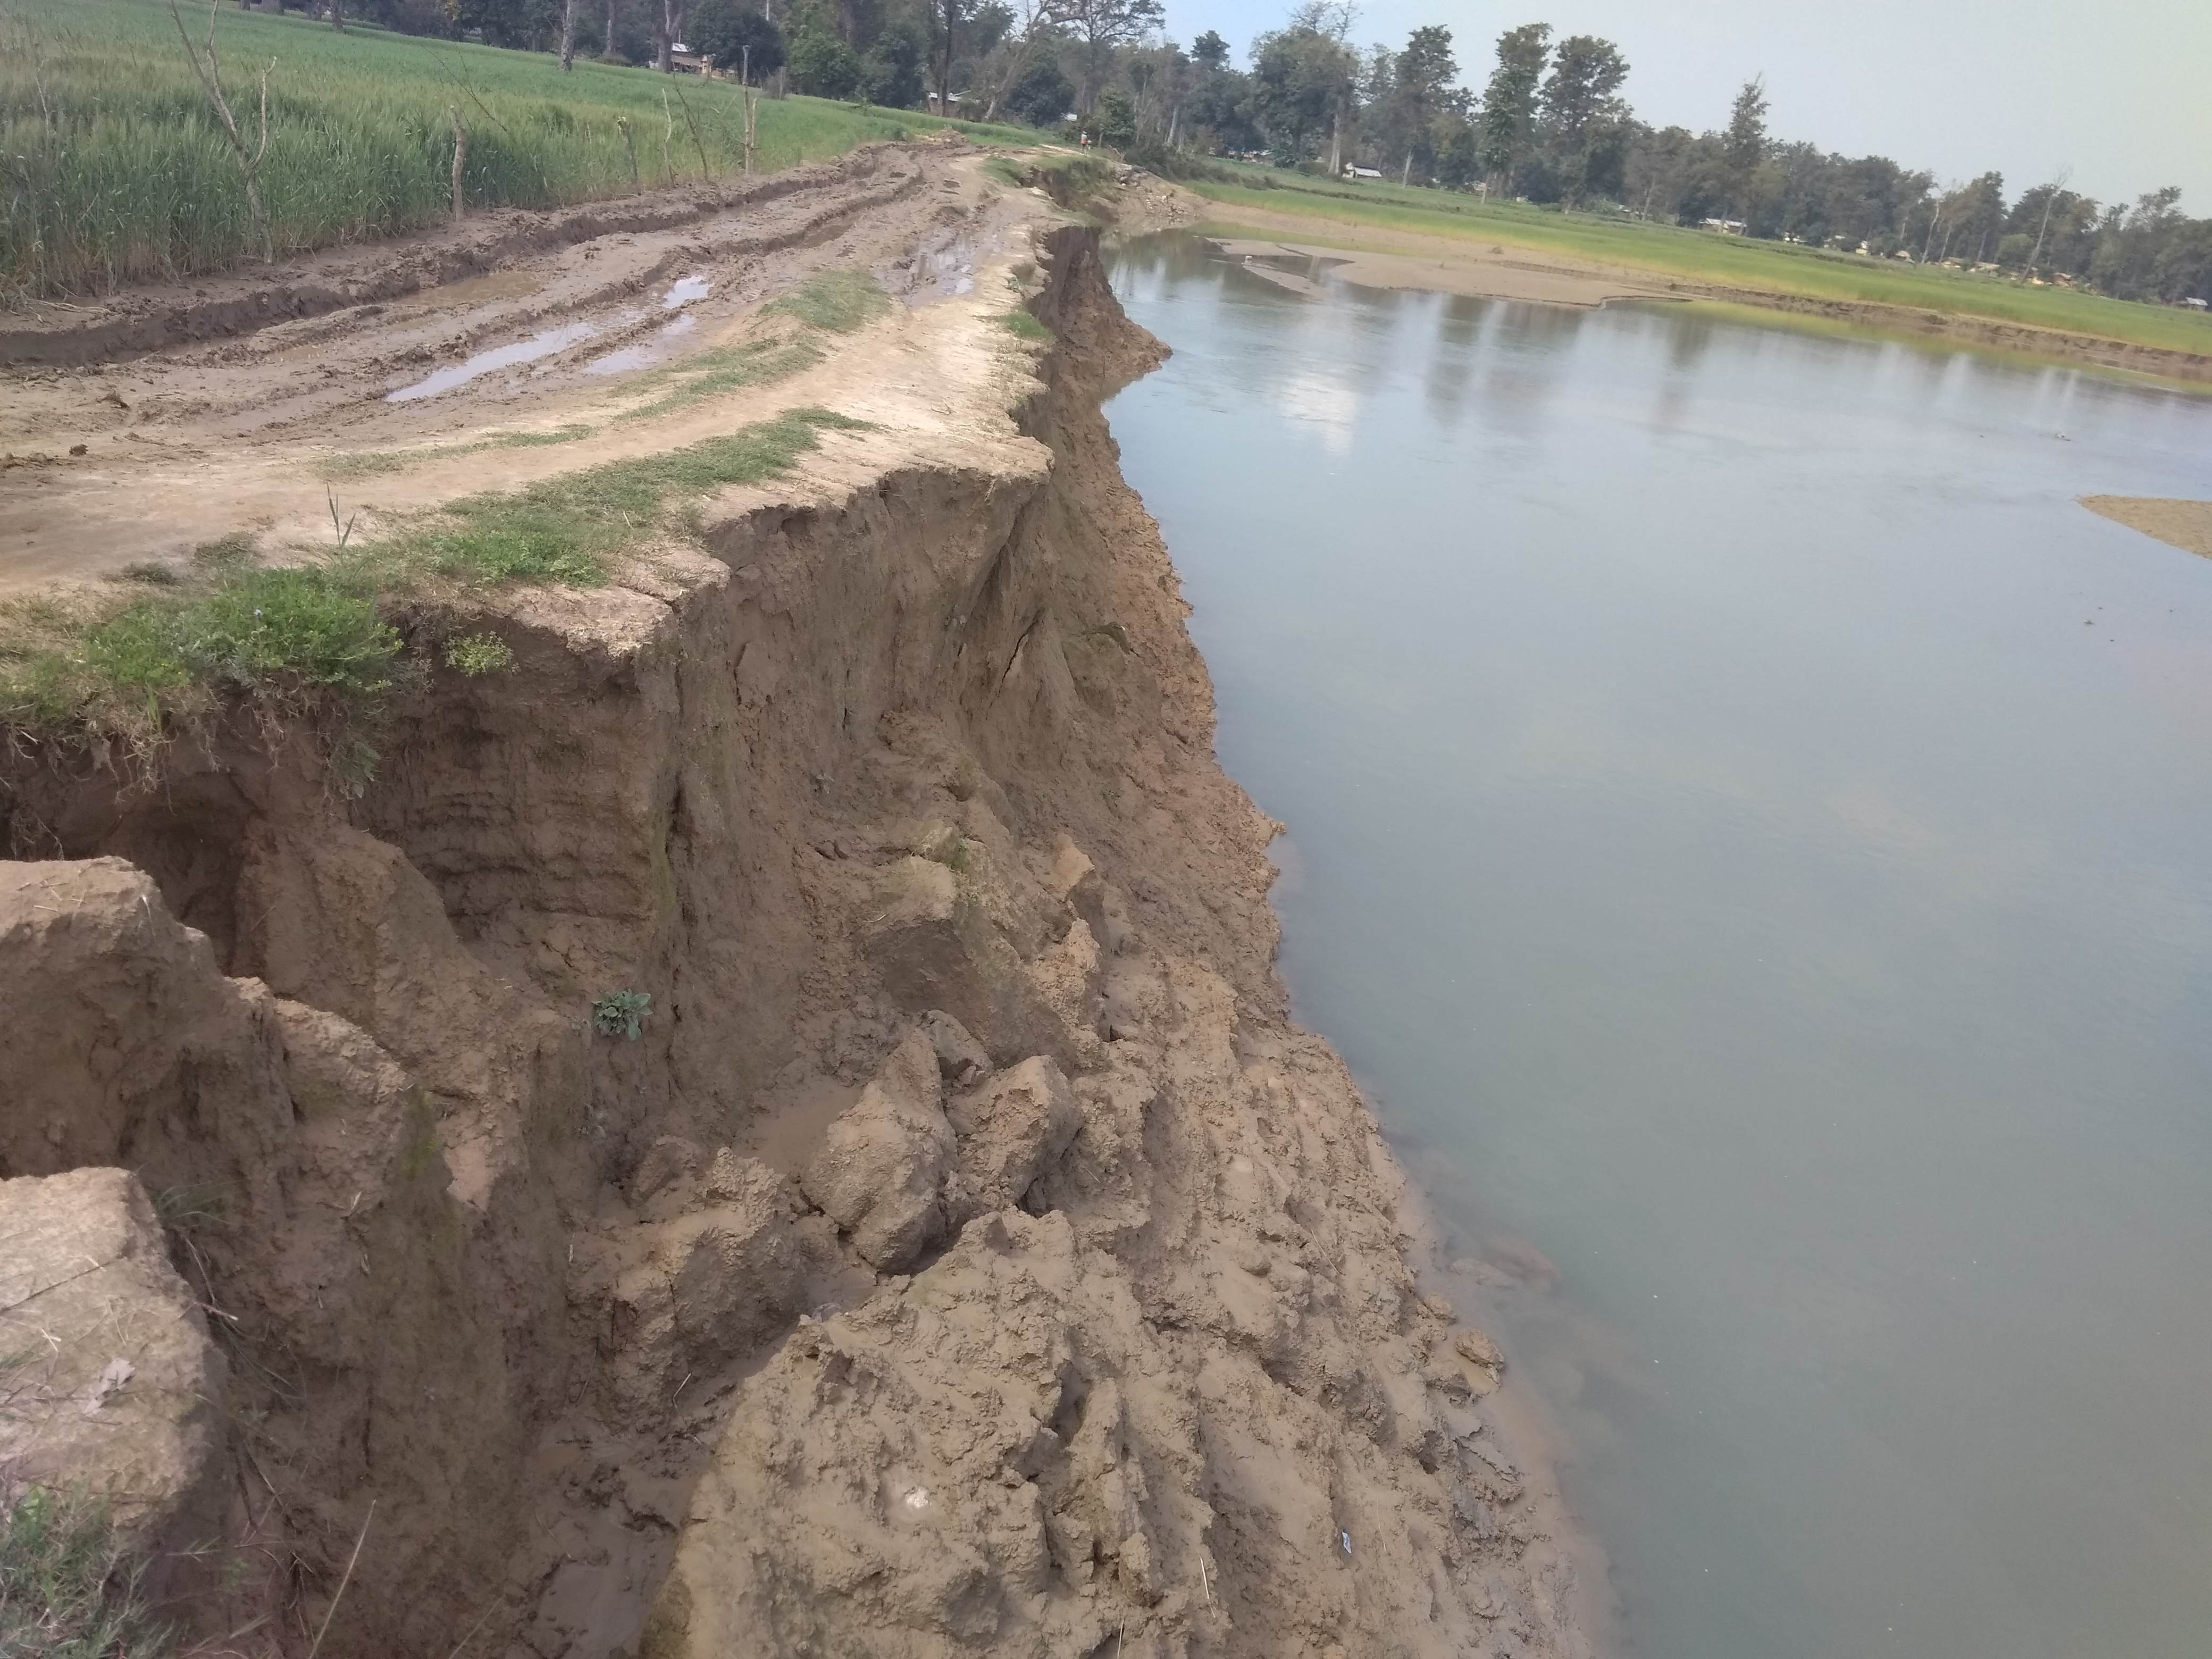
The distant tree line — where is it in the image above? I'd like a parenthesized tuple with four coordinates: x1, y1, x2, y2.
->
(331, 0, 2211, 304)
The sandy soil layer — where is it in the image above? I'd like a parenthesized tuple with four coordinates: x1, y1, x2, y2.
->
(1209, 237, 1677, 307)
(2081, 495, 2212, 557)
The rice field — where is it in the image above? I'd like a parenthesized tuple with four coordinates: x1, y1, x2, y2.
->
(0, 0, 1037, 298)
(1189, 164, 2212, 358)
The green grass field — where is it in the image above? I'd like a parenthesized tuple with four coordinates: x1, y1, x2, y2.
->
(0, 0, 1037, 298)
(1188, 163, 2212, 358)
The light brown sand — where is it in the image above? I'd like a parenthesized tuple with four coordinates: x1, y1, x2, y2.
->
(1209, 234, 1678, 309)
(2081, 496, 2212, 559)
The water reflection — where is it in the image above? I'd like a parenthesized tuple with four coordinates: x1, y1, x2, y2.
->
(1106, 231, 2212, 1659)
(386, 320, 597, 401)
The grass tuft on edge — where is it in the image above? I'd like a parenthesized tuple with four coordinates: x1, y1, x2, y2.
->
(764, 269, 894, 334)
(323, 423, 597, 480)
(0, 1484, 175, 1659)
(384, 406, 866, 585)
(618, 338, 825, 422)
(1, 408, 866, 759)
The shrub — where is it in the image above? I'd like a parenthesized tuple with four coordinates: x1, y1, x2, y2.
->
(787, 28, 861, 98)
(591, 989, 652, 1040)
(443, 632, 515, 676)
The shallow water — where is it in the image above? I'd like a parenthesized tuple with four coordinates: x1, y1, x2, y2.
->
(583, 311, 697, 376)
(1103, 233, 2212, 1659)
(386, 320, 598, 401)
(664, 273, 713, 309)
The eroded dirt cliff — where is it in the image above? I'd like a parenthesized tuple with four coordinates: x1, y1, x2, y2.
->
(1, 199, 1594, 1658)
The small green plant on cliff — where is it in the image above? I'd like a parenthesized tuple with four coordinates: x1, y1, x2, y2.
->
(1000, 309, 1050, 343)
(0, 1485, 173, 1659)
(927, 831, 976, 874)
(442, 633, 516, 677)
(592, 990, 652, 1041)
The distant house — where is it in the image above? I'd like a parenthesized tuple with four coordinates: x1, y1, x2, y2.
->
(1699, 217, 1746, 235)
(2185, 296, 2209, 310)
(1344, 166, 1383, 180)
(1892, 249, 1915, 262)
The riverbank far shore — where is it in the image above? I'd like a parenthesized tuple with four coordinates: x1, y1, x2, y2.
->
(1159, 182, 2212, 387)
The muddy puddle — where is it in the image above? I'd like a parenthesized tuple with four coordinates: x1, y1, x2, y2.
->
(583, 312, 696, 377)
(391, 269, 547, 315)
(387, 320, 599, 401)
(664, 274, 713, 308)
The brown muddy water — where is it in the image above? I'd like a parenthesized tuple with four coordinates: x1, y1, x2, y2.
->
(1104, 232, 2212, 1659)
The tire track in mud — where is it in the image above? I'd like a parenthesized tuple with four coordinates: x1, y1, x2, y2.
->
(0, 142, 1015, 594)
(0, 144, 925, 370)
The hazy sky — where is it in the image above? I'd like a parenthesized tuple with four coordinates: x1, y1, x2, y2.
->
(1172, 0, 2212, 211)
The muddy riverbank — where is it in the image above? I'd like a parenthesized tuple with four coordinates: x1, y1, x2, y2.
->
(0, 156, 1599, 1657)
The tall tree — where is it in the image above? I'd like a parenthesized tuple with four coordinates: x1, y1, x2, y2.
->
(692, 0, 785, 75)
(1249, 12, 1358, 170)
(979, 0, 1068, 121)
(1537, 33, 1627, 203)
(930, 0, 959, 113)
(1061, 0, 1163, 114)
(1385, 24, 1455, 180)
(1721, 74, 1766, 216)
(2015, 171, 2075, 275)
(1191, 28, 1229, 70)
(1476, 23, 1548, 192)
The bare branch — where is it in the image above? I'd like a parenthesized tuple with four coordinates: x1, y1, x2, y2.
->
(169, 0, 274, 259)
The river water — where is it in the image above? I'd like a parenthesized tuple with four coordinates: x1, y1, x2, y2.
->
(1102, 233, 2212, 1659)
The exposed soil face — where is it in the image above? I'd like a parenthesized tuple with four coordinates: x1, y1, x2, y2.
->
(1, 160, 1601, 1658)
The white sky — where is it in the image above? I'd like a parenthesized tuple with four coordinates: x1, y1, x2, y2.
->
(1174, 0, 2212, 211)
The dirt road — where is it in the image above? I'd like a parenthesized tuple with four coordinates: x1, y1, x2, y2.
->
(0, 140, 1026, 594)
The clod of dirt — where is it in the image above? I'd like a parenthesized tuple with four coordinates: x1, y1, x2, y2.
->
(0, 1167, 228, 1595)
